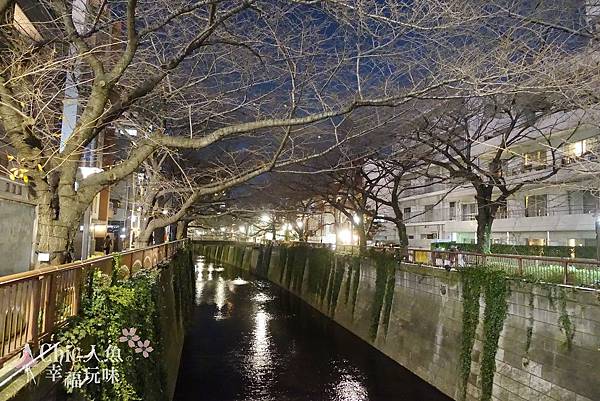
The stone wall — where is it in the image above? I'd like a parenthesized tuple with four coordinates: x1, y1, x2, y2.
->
(195, 242, 600, 401)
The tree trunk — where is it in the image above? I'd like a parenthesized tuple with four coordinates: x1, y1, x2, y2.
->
(476, 195, 495, 254)
(395, 220, 409, 260)
(395, 221, 409, 247)
(176, 220, 188, 240)
(135, 229, 153, 249)
(35, 195, 80, 266)
(357, 223, 367, 254)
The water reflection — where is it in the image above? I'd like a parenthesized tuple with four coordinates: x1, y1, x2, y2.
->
(175, 256, 452, 401)
(329, 362, 369, 401)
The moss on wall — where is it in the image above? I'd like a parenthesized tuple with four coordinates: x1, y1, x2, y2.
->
(369, 254, 396, 341)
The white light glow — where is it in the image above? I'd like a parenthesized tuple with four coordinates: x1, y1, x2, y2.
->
(338, 229, 352, 244)
(353, 214, 361, 225)
(261, 214, 271, 223)
(239, 225, 246, 233)
(296, 221, 303, 228)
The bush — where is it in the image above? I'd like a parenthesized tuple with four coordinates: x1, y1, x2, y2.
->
(58, 248, 195, 401)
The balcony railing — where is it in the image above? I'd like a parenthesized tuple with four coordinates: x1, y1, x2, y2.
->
(0, 176, 28, 201)
(0, 239, 187, 367)
(404, 206, 598, 224)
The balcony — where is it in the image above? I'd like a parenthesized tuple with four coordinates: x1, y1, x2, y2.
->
(0, 176, 28, 201)
(404, 205, 598, 224)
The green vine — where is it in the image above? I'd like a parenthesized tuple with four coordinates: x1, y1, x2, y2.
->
(557, 288, 575, 351)
(459, 268, 482, 401)
(524, 290, 534, 361)
(459, 267, 509, 401)
(58, 249, 195, 401)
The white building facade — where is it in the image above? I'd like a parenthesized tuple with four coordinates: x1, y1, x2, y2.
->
(372, 114, 600, 250)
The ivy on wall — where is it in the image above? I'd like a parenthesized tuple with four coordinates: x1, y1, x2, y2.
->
(557, 288, 575, 351)
(459, 268, 509, 401)
(58, 249, 195, 401)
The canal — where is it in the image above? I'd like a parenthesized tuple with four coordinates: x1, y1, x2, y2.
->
(173, 257, 452, 401)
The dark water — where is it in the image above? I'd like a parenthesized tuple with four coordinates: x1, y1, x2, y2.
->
(173, 257, 452, 401)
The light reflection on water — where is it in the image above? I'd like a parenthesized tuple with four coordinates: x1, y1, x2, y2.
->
(177, 256, 451, 401)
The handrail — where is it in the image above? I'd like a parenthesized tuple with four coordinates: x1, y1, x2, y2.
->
(402, 247, 600, 287)
(0, 239, 188, 367)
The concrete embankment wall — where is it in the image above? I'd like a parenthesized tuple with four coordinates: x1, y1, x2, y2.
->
(195, 241, 600, 401)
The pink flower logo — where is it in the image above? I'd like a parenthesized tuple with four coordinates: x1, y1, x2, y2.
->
(134, 340, 154, 358)
(119, 328, 140, 348)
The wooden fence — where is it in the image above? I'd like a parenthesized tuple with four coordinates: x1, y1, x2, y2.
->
(0, 239, 187, 366)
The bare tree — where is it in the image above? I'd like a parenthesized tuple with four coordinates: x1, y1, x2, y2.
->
(410, 94, 598, 252)
(2, 0, 598, 264)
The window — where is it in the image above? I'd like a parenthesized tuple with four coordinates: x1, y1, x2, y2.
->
(461, 203, 477, 221)
(525, 194, 547, 217)
(563, 139, 599, 164)
(449, 202, 456, 221)
(403, 207, 411, 217)
(527, 238, 546, 246)
(568, 191, 599, 215)
(523, 150, 547, 170)
(408, 235, 414, 240)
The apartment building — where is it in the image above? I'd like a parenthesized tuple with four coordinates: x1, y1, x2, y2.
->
(373, 111, 600, 249)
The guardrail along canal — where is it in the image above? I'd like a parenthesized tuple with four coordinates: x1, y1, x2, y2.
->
(174, 257, 451, 401)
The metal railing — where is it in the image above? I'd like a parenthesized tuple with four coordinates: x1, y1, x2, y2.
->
(404, 206, 599, 224)
(0, 239, 187, 366)
(403, 248, 600, 288)
(333, 244, 600, 288)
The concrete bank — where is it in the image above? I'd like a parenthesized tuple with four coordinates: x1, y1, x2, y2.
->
(195, 241, 600, 401)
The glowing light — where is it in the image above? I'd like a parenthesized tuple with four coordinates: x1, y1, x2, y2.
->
(231, 277, 248, 285)
(338, 229, 352, 244)
(162, 209, 169, 215)
(220, 227, 226, 232)
(353, 214, 361, 225)
(261, 214, 271, 223)
(239, 225, 246, 233)
(296, 221, 304, 228)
